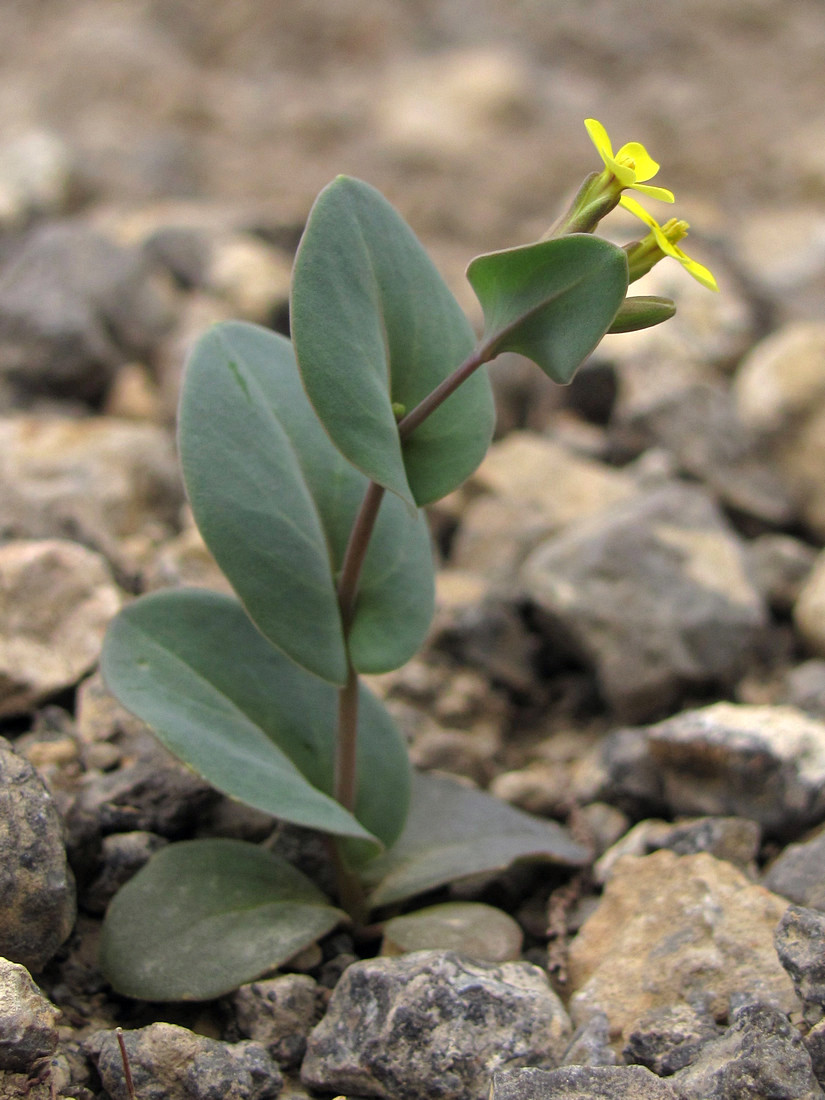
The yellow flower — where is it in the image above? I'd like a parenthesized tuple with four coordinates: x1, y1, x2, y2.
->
(585, 118, 675, 203)
(620, 194, 719, 292)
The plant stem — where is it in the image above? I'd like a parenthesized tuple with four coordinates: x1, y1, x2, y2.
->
(334, 663, 359, 811)
(396, 343, 494, 441)
(334, 480, 386, 816)
(337, 480, 386, 633)
(332, 338, 497, 906)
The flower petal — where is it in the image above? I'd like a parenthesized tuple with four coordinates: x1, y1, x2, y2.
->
(620, 194, 657, 228)
(675, 251, 719, 292)
(616, 141, 660, 182)
(631, 182, 675, 202)
(584, 118, 613, 162)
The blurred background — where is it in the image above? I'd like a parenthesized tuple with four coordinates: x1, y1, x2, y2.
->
(2, 0, 824, 280)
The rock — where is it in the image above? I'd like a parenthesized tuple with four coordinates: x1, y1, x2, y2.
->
(783, 662, 825, 722)
(764, 825, 825, 910)
(0, 738, 76, 971)
(805, 1018, 825, 1086)
(381, 902, 523, 963)
(0, 959, 59, 1072)
(670, 1002, 823, 1100)
(621, 383, 796, 526)
(733, 206, 825, 322)
(489, 1064, 681, 1100)
(229, 974, 320, 1070)
(520, 483, 767, 721)
(450, 431, 636, 577)
(795, 551, 825, 657)
(206, 232, 292, 323)
(775, 905, 825, 1007)
(0, 222, 175, 406)
(747, 534, 817, 614)
(0, 539, 121, 717)
(0, 130, 75, 228)
(594, 817, 760, 884)
(646, 703, 825, 837)
(87, 1023, 283, 1100)
(68, 750, 219, 840)
(561, 1013, 617, 1068)
(733, 322, 825, 538)
(301, 950, 571, 1100)
(597, 727, 668, 818)
(0, 417, 182, 551)
(81, 831, 168, 914)
(567, 851, 798, 1049)
(623, 1003, 722, 1076)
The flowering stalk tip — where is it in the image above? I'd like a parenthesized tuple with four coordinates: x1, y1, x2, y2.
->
(547, 118, 674, 238)
(621, 194, 719, 292)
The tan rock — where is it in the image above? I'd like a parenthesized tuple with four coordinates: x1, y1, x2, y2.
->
(795, 549, 825, 657)
(568, 850, 798, 1049)
(0, 540, 121, 717)
(733, 323, 825, 537)
(451, 431, 636, 575)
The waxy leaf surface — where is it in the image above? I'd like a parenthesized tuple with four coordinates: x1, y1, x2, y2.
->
(101, 588, 411, 850)
(362, 771, 590, 909)
(291, 176, 495, 506)
(179, 321, 435, 680)
(100, 839, 343, 1000)
(467, 234, 628, 383)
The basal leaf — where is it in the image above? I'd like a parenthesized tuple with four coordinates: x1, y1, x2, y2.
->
(100, 588, 411, 850)
(362, 771, 590, 909)
(179, 321, 435, 679)
(467, 234, 628, 384)
(291, 176, 495, 506)
(100, 839, 343, 1000)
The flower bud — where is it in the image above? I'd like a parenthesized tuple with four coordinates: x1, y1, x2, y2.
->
(608, 295, 676, 333)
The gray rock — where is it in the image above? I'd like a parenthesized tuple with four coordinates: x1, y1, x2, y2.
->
(0, 417, 183, 552)
(561, 1012, 617, 1067)
(623, 1003, 722, 1076)
(520, 483, 768, 721)
(230, 974, 320, 1071)
(597, 727, 668, 818)
(0, 959, 59, 1072)
(746, 534, 817, 614)
(622, 383, 796, 527)
(764, 826, 825, 910)
(671, 1002, 823, 1100)
(81, 831, 168, 914)
(87, 1023, 283, 1100)
(301, 949, 571, 1100)
(0, 539, 121, 718)
(490, 1064, 681, 1100)
(783, 662, 825, 722)
(595, 816, 761, 884)
(0, 739, 75, 971)
(647, 703, 825, 838)
(69, 752, 219, 839)
(0, 221, 174, 406)
(775, 906, 825, 1006)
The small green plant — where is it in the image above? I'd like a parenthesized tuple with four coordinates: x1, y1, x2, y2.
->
(99, 119, 717, 1000)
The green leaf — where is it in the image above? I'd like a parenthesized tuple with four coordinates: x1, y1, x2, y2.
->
(100, 588, 411, 850)
(466, 234, 629, 384)
(291, 176, 495, 506)
(179, 321, 435, 680)
(362, 771, 590, 909)
(100, 839, 343, 1000)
